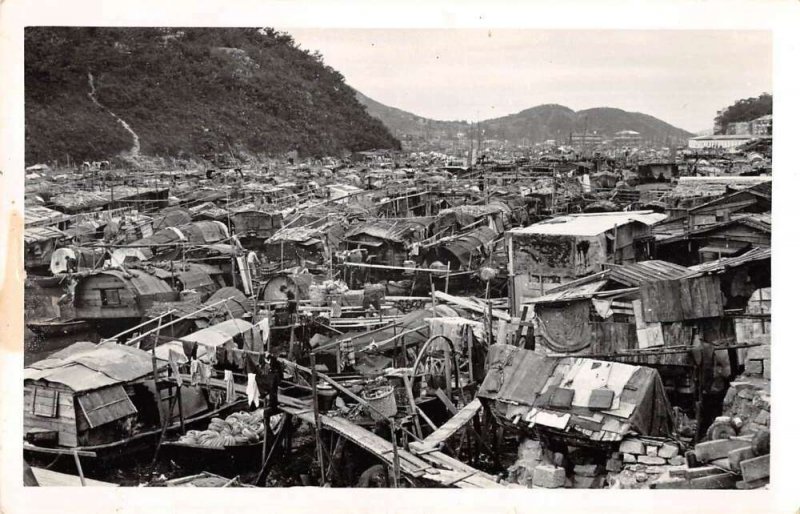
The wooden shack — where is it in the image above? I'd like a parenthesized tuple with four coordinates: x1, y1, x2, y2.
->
(24, 342, 161, 447)
(24, 227, 70, 271)
(345, 218, 433, 267)
(507, 211, 666, 310)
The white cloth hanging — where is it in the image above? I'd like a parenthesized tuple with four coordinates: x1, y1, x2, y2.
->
(246, 373, 260, 407)
(224, 370, 235, 403)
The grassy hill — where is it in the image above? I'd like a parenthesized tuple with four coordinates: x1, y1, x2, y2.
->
(25, 27, 400, 165)
(356, 94, 694, 148)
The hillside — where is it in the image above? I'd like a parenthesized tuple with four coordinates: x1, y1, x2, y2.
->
(24, 28, 400, 165)
(356, 95, 693, 148)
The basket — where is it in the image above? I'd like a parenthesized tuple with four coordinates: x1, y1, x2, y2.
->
(361, 385, 397, 421)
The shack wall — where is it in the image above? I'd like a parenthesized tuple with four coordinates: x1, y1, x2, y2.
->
(23, 383, 79, 447)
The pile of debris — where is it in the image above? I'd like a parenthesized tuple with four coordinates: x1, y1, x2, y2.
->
(606, 436, 685, 489)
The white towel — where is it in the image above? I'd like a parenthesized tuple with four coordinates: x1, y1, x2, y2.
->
(224, 370, 235, 403)
(246, 373, 260, 407)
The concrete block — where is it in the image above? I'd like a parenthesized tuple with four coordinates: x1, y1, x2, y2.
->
(634, 472, 648, 483)
(745, 360, 763, 376)
(740, 455, 770, 482)
(573, 464, 600, 477)
(694, 439, 751, 463)
(754, 409, 770, 426)
(646, 445, 659, 457)
(623, 453, 637, 464)
(658, 443, 679, 459)
(619, 438, 645, 455)
(668, 455, 685, 466)
(638, 455, 666, 465)
(763, 359, 771, 380)
(728, 447, 755, 473)
(737, 388, 755, 399)
(532, 465, 566, 488)
(605, 457, 622, 473)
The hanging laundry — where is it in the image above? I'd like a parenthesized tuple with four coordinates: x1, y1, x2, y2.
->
(224, 370, 235, 403)
(169, 350, 183, 387)
(198, 361, 212, 386)
(190, 358, 201, 386)
(246, 373, 260, 407)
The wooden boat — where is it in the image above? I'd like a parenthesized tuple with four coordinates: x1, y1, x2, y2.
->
(27, 274, 68, 289)
(26, 317, 91, 338)
(161, 412, 286, 478)
(23, 341, 247, 469)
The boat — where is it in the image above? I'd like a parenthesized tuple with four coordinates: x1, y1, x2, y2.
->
(160, 409, 287, 477)
(26, 317, 91, 338)
(23, 341, 247, 469)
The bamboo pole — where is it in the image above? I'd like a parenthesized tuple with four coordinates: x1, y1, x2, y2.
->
(125, 296, 236, 346)
(310, 354, 326, 484)
(390, 419, 401, 488)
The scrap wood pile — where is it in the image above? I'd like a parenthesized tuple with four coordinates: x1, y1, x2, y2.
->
(651, 431, 770, 489)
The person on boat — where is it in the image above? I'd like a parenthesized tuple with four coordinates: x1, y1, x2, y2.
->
(279, 285, 297, 320)
(257, 353, 284, 415)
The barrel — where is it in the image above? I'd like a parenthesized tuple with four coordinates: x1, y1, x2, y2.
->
(316, 382, 338, 412)
(362, 385, 397, 421)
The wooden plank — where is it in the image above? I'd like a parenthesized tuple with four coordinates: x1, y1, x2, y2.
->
(728, 446, 756, 473)
(31, 467, 117, 487)
(689, 473, 738, 489)
(740, 455, 770, 482)
(433, 291, 511, 321)
(420, 398, 482, 450)
(694, 438, 752, 463)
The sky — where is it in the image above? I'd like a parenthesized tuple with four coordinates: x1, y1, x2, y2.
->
(285, 29, 772, 133)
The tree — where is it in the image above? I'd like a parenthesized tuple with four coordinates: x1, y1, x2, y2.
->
(714, 93, 772, 134)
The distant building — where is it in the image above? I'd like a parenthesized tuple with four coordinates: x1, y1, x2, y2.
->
(687, 134, 752, 150)
(750, 115, 772, 136)
(726, 121, 751, 136)
(570, 132, 604, 146)
(614, 130, 642, 146)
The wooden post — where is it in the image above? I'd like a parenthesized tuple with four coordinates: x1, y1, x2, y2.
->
(429, 274, 437, 316)
(444, 262, 451, 295)
(485, 282, 493, 346)
(72, 450, 86, 486)
(310, 354, 326, 484)
(467, 328, 474, 383)
(390, 419, 401, 488)
(403, 374, 424, 439)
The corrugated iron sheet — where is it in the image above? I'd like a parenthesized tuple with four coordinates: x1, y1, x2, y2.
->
(688, 246, 771, 274)
(512, 211, 666, 237)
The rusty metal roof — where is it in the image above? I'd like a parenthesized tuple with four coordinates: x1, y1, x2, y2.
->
(688, 247, 771, 274)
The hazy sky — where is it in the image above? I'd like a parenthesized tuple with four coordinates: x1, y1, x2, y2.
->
(285, 29, 771, 133)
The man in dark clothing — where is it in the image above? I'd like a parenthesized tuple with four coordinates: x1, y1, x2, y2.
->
(257, 354, 284, 415)
(280, 285, 297, 317)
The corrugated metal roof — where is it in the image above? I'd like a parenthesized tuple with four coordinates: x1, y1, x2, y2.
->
(605, 260, 693, 286)
(346, 218, 433, 243)
(24, 342, 163, 392)
(528, 260, 692, 304)
(511, 211, 666, 237)
(689, 247, 771, 274)
(25, 206, 67, 227)
(24, 226, 68, 244)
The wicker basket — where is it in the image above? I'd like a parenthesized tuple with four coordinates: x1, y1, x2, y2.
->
(362, 385, 397, 421)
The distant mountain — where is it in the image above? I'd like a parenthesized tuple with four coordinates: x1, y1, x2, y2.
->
(25, 27, 400, 165)
(356, 93, 694, 148)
